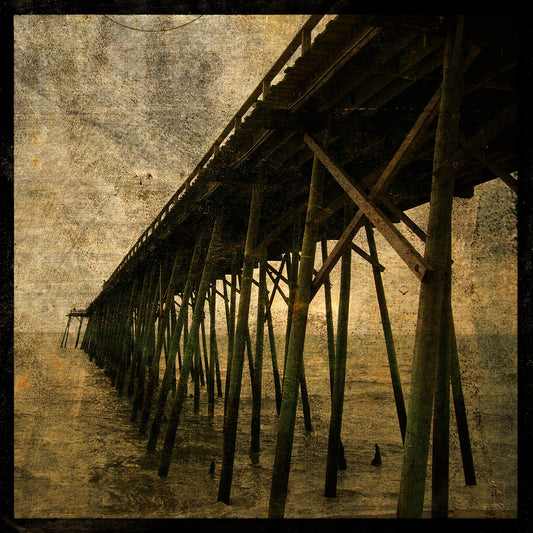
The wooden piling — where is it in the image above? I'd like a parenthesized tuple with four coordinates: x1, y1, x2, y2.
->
(74, 317, 83, 348)
(365, 223, 407, 443)
(268, 137, 327, 518)
(321, 239, 336, 397)
(432, 251, 453, 517)
(140, 252, 181, 436)
(158, 215, 225, 476)
(251, 253, 268, 455)
(450, 316, 476, 486)
(324, 206, 352, 498)
(147, 236, 205, 453)
(218, 184, 263, 504)
(132, 267, 161, 422)
(267, 313, 282, 415)
(208, 285, 217, 416)
(223, 258, 239, 418)
(397, 17, 464, 518)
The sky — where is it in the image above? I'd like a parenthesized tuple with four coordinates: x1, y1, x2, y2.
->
(13, 15, 517, 338)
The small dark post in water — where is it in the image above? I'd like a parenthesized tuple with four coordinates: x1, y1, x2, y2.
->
(269, 131, 327, 518)
(158, 215, 225, 477)
(398, 17, 464, 518)
(324, 206, 352, 498)
(251, 253, 267, 455)
(365, 222, 407, 443)
(218, 184, 263, 504)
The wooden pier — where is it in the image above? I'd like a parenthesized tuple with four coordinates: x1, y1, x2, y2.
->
(70, 13, 517, 518)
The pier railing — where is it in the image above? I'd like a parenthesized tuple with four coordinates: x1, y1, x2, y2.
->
(103, 14, 328, 292)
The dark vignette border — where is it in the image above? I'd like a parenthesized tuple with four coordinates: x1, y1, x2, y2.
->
(1, 1, 530, 532)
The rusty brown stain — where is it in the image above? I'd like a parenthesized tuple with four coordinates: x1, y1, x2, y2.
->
(55, 357, 61, 369)
(32, 157, 38, 165)
(16, 376, 29, 390)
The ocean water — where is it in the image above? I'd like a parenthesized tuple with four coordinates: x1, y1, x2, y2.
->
(14, 331, 517, 518)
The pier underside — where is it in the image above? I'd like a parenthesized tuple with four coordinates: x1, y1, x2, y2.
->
(73, 13, 517, 518)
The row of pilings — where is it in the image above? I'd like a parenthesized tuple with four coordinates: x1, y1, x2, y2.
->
(78, 17, 482, 518)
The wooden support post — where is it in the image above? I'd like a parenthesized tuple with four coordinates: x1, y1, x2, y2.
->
(140, 252, 181, 436)
(128, 266, 155, 399)
(158, 216, 225, 476)
(201, 315, 209, 390)
(245, 325, 255, 386)
(268, 134, 327, 518)
(62, 315, 72, 348)
(251, 253, 268, 455)
(449, 316, 476, 486)
(74, 317, 83, 348)
(208, 285, 216, 416)
(284, 221, 313, 432)
(147, 236, 205, 453)
(321, 239, 336, 397)
(117, 278, 138, 397)
(267, 312, 282, 415)
(223, 257, 239, 417)
(324, 206, 352, 498)
(132, 267, 161, 422)
(365, 223, 407, 443)
(397, 17, 464, 518)
(218, 184, 263, 504)
(432, 251, 453, 517)
(193, 327, 201, 413)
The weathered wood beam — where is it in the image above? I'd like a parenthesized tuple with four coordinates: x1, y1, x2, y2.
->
(365, 223, 407, 443)
(158, 215, 225, 477)
(458, 132, 517, 193)
(378, 193, 427, 242)
(219, 184, 263, 504)
(304, 133, 432, 281)
(324, 206, 352, 498)
(311, 82, 442, 297)
(268, 126, 328, 518)
(398, 16, 464, 518)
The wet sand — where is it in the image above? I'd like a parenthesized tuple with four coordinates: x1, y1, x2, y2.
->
(14, 331, 516, 518)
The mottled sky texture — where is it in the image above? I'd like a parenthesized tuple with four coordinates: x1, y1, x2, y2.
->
(14, 15, 517, 337)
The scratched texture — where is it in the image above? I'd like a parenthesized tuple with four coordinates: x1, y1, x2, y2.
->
(13, 14, 517, 520)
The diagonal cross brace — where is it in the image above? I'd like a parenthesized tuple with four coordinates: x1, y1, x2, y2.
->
(310, 87, 441, 297)
(305, 133, 433, 283)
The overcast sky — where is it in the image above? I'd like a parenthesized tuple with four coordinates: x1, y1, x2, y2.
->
(14, 15, 517, 338)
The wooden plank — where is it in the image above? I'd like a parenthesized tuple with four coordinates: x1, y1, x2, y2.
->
(351, 243, 385, 271)
(458, 132, 517, 193)
(379, 193, 427, 242)
(304, 133, 432, 281)
(311, 81, 444, 296)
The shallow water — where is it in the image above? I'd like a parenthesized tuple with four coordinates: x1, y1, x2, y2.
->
(14, 331, 517, 518)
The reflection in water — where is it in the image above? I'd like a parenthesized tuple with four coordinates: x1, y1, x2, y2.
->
(14, 332, 516, 518)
